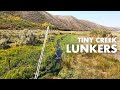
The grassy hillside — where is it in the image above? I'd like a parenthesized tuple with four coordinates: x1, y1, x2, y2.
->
(0, 13, 55, 30)
(0, 11, 118, 31)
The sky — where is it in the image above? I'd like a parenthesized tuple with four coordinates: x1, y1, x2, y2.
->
(47, 11, 120, 28)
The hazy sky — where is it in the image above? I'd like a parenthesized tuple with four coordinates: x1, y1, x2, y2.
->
(47, 11, 120, 28)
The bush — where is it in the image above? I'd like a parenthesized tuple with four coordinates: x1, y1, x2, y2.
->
(0, 46, 42, 79)
(0, 38, 10, 49)
(39, 56, 61, 79)
(19, 30, 40, 46)
(90, 29, 111, 37)
(2, 65, 35, 79)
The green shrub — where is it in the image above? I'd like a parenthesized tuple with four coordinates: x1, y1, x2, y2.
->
(18, 30, 40, 46)
(90, 29, 111, 37)
(0, 38, 10, 49)
(2, 65, 35, 79)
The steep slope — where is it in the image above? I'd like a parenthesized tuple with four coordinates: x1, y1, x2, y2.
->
(0, 11, 119, 31)
(55, 15, 86, 30)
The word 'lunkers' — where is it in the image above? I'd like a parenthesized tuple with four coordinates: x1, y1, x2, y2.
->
(66, 44, 117, 53)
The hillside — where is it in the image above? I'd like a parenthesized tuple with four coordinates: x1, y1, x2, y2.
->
(0, 11, 119, 31)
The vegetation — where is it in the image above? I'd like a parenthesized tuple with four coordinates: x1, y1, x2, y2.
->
(0, 13, 56, 30)
(0, 30, 120, 79)
(1, 12, 120, 79)
(90, 29, 111, 37)
(0, 30, 64, 79)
